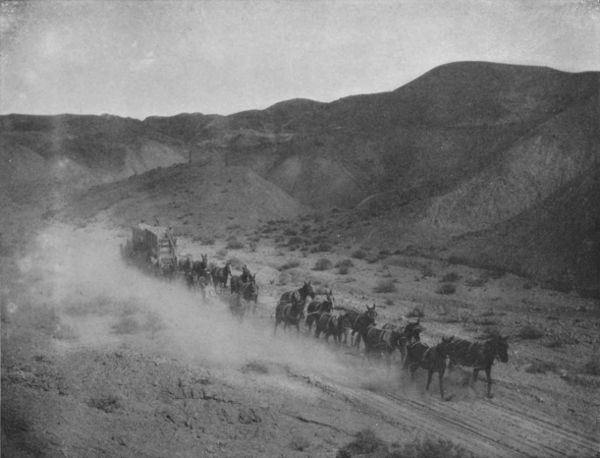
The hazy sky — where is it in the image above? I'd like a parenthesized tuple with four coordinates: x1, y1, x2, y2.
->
(1, 0, 599, 119)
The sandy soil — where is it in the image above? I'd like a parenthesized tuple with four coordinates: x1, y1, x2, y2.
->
(2, 221, 599, 457)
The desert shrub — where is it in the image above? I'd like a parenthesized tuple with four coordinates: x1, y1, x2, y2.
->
(420, 265, 435, 278)
(311, 242, 332, 253)
(366, 254, 380, 264)
(336, 259, 355, 269)
(87, 395, 122, 413)
(216, 248, 228, 259)
(289, 435, 310, 452)
(392, 436, 473, 458)
(374, 279, 397, 293)
(542, 279, 572, 293)
(441, 272, 461, 283)
(249, 241, 258, 252)
(517, 324, 544, 339)
(464, 276, 487, 287)
(581, 351, 600, 376)
(378, 249, 391, 260)
(436, 283, 456, 295)
(472, 317, 498, 326)
(201, 237, 215, 245)
(487, 269, 506, 280)
(112, 315, 140, 335)
(314, 258, 333, 271)
(338, 265, 350, 275)
(279, 259, 301, 271)
(523, 281, 534, 290)
(351, 249, 367, 260)
(337, 431, 472, 458)
(525, 360, 557, 374)
(283, 228, 297, 236)
(226, 237, 244, 249)
(406, 306, 424, 318)
(576, 287, 600, 299)
(288, 236, 303, 246)
(336, 429, 387, 458)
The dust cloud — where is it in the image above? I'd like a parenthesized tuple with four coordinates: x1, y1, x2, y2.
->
(16, 221, 388, 388)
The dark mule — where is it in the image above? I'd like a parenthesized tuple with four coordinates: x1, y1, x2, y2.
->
(381, 319, 423, 362)
(404, 337, 454, 399)
(274, 281, 315, 335)
(363, 326, 407, 366)
(210, 261, 232, 292)
(315, 312, 345, 343)
(343, 305, 377, 349)
(230, 275, 243, 295)
(305, 290, 334, 332)
(447, 335, 509, 398)
(240, 274, 259, 314)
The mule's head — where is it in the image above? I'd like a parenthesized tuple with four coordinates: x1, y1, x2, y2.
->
(301, 281, 315, 299)
(438, 336, 455, 356)
(365, 304, 377, 324)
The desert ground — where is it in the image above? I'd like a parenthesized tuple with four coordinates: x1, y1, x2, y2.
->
(2, 214, 599, 458)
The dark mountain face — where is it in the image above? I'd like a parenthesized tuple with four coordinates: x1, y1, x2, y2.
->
(2, 61, 598, 293)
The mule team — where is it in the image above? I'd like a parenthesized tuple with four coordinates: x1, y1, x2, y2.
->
(176, 255, 509, 399)
(275, 281, 509, 399)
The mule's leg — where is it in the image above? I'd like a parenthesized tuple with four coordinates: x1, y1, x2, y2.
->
(426, 369, 433, 391)
(485, 366, 493, 398)
(438, 367, 446, 399)
(473, 368, 480, 383)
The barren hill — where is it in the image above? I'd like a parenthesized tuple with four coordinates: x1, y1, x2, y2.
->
(69, 163, 307, 234)
(2, 61, 598, 292)
(0, 114, 189, 188)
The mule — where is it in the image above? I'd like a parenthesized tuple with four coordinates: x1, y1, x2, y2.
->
(315, 312, 345, 343)
(446, 335, 509, 398)
(381, 319, 423, 362)
(274, 281, 315, 335)
(210, 261, 232, 292)
(305, 290, 334, 332)
(239, 274, 259, 314)
(342, 305, 377, 348)
(363, 325, 406, 366)
(404, 337, 454, 399)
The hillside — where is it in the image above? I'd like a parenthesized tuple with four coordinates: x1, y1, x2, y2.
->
(0, 114, 189, 188)
(2, 61, 598, 291)
(68, 163, 307, 234)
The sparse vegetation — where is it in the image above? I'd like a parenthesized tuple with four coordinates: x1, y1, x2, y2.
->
(311, 242, 332, 253)
(581, 351, 600, 376)
(464, 276, 487, 287)
(420, 265, 435, 278)
(373, 279, 397, 293)
(441, 272, 461, 283)
(226, 237, 244, 249)
(436, 283, 456, 295)
(88, 395, 122, 413)
(313, 258, 333, 271)
(337, 429, 473, 458)
(518, 324, 544, 340)
(279, 259, 301, 271)
(351, 249, 367, 260)
(336, 429, 387, 458)
(289, 435, 310, 452)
